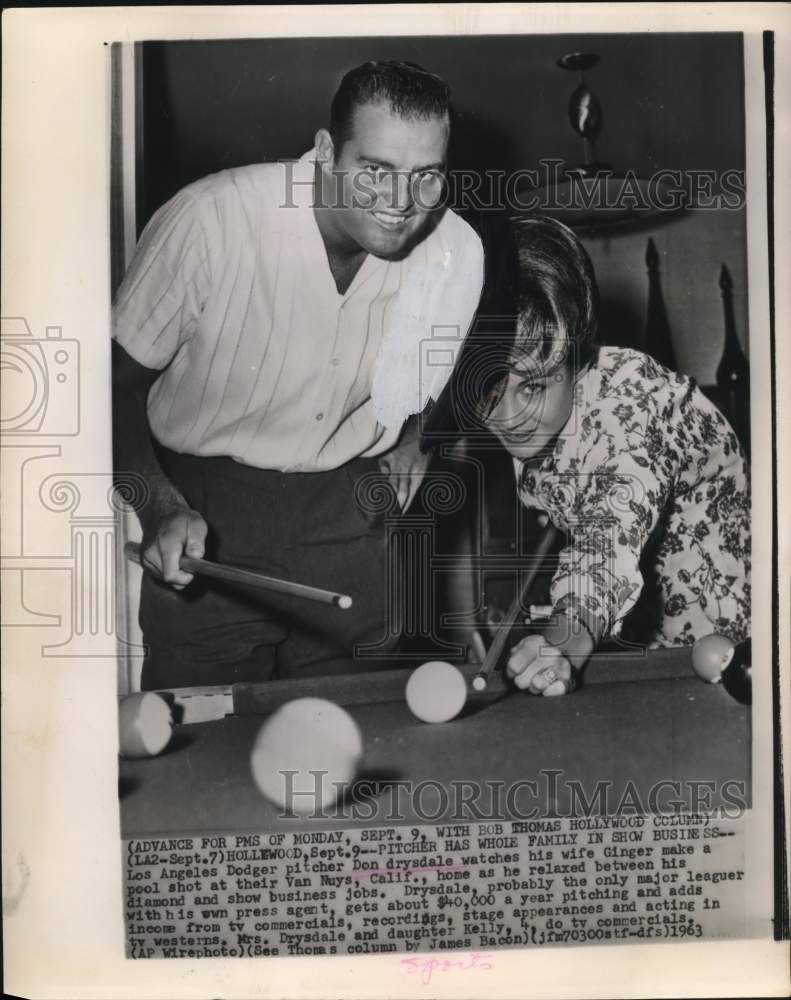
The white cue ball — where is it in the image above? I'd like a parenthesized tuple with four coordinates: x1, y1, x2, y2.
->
(406, 661, 468, 724)
(118, 692, 173, 758)
(250, 698, 363, 814)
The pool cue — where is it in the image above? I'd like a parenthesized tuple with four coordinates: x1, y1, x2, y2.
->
(123, 541, 353, 610)
(471, 523, 558, 692)
(470, 629, 488, 665)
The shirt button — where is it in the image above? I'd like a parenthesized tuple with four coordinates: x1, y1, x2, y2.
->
(316, 413, 324, 421)
(331, 357, 340, 367)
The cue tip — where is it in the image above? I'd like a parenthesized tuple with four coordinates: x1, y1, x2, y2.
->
(471, 673, 487, 692)
(337, 595, 353, 610)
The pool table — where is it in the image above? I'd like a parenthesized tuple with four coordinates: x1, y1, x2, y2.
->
(119, 647, 750, 837)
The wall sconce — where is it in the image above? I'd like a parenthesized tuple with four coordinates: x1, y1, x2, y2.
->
(515, 52, 687, 235)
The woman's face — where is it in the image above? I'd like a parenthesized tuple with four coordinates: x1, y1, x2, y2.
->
(484, 360, 576, 462)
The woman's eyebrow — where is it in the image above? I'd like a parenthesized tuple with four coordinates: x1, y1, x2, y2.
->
(512, 368, 547, 383)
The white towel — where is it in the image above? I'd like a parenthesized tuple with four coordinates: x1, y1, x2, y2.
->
(371, 213, 484, 428)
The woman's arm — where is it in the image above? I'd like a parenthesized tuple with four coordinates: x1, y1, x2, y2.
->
(508, 387, 675, 692)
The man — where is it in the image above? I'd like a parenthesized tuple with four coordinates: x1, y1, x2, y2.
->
(113, 60, 484, 688)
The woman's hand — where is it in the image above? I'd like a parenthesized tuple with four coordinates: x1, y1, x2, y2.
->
(506, 634, 577, 695)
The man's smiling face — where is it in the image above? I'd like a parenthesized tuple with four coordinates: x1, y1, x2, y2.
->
(315, 101, 448, 260)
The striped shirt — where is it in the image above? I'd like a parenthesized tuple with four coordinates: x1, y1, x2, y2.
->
(113, 150, 483, 472)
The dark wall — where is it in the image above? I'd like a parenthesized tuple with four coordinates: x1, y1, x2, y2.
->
(139, 33, 744, 228)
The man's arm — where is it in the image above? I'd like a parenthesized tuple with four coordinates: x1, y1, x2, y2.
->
(112, 341, 207, 590)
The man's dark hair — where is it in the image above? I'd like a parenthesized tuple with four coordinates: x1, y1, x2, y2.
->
(330, 60, 452, 150)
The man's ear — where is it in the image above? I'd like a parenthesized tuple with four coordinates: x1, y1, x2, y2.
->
(314, 128, 335, 171)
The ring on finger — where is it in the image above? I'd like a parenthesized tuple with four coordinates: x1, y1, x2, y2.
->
(544, 668, 557, 684)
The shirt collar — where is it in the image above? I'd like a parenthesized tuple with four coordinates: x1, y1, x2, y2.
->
(284, 148, 319, 212)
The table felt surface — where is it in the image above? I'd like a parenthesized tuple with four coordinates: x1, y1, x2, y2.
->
(119, 649, 750, 837)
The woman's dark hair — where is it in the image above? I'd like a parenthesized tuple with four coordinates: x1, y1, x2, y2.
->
(510, 215, 599, 378)
(329, 60, 452, 150)
(421, 214, 600, 446)
(470, 216, 599, 421)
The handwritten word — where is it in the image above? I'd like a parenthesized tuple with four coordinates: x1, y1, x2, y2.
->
(401, 951, 493, 985)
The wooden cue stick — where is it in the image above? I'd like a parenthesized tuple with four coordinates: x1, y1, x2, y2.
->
(123, 541, 352, 609)
(471, 523, 558, 691)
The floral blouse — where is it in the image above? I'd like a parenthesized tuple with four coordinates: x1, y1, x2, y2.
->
(516, 347, 750, 647)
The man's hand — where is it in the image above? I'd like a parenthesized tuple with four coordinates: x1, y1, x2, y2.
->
(378, 416, 431, 512)
(506, 634, 577, 696)
(140, 501, 208, 590)
(113, 342, 209, 592)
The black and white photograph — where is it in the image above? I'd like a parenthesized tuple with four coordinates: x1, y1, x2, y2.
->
(111, 21, 769, 956)
(2, 5, 789, 999)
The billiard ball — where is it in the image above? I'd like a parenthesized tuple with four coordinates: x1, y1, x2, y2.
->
(691, 633, 735, 682)
(118, 692, 173, 758)
(721, 638, 752, 706)
(250, 698, 363, 814)
(691, 634, 752, 705)
(405, 661, 468, 724)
